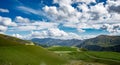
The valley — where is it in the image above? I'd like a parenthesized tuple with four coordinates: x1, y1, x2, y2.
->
(0, 34, 120, 65)
(48, 46, 120, 65)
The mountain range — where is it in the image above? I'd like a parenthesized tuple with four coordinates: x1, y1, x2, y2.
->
(31, 35, 120, 52)
(77, 35, 120, 52)
(31, 38, 82, 46)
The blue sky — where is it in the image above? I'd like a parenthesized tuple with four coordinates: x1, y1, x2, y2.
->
(0, 0, 120, 39)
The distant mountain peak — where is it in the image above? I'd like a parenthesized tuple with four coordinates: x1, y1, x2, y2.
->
(31, 38, 82, 46)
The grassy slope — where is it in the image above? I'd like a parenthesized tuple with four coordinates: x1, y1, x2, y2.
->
(0, 34, 66, 65)
(0, 34, 32, 46)
(0, 46, 66, 65)
(67, 51, 120, 65)
(48, 46, 120, 65)
(48, 46, 77, 51)
(0, 34, 23, 46)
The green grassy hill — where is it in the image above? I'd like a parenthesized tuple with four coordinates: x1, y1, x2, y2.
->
(0, 34, 33, 46)
(67, 51, 120, 65)
(48, 46, 78, 51)
(48, 46, 120, 65)
(0, 34, 66, 65)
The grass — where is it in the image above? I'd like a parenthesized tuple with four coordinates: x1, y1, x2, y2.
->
(1, 34, 120, 65)
(48, 46, 77, 51)
(0, 34, 32, 46)
(0, 34, 67, 65)
(48, 46, 120, 65)
(0, 46, 67, 65)
(66, 51, 120, 65)
(87, 51, 120, 61)
(0, 34, 23, 46)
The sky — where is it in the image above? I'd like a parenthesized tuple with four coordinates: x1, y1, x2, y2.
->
(0, 0, 120, 40)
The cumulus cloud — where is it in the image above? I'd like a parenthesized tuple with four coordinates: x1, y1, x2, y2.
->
(31, 28, 68, 38)
(0, 8, 9, 13)
(75, 0, 96, 4)
(36, 22, 58, 30)
(17, 26, 36, 31)
(2, 0, 120, 39)
(43, 3, 81, 23)
(43, 6, 58, 15)
(107, 0, 120, 6)
(42, 0, 120, 35)
(12, 34, 24, 39)
(0, 25, 7, 32)
(54, 0, 96, 5)
(15, 16, 30, 23)
(14, 28, 95, 40)
(16, 0, 120, 35)
(107, 0, 120, 14)
(0, 16, 17, 33)
(100, 24, 120, 33)
(0, 16, 17, 26)
(108, 5, 120, 13)
(28, 28, 85, 39)
(7, 16, 58, 32)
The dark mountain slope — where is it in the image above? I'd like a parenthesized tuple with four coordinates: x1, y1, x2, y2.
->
(77, 35, 120, 52)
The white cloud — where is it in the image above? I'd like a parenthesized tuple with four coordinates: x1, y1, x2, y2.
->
(53, 0, 72, 6)
(11, 20, 59, 31)
(31, 28, 68, 38)
(35, 22, 58, 30)
(47, 28, 68, 37)
(0, 16, 17, 33)
(17, 6, 45, 16)
(77, 28, 85, 33)
(0, 16, 17, 26)
(17, 26, 37, 31)
(28, 28, 84, 39)
(12, 34, 24, 39)
(11, 30, 97, 40)
(7, 16, 59, 32)
(0, 8, 9, 13)
(101, 24, 120, 33)
(90, 3, 108, 14)
(43, 2, 82, 23)
(28, 29, 96, 40)
(42, 0, 120, 35)
(43, 6, 58, 15)
(74, 0, 96, 4)
(77, 4, 89, 12)
(2, 0, 120, 39)
(107, 0, 120, 6)
(0, 25, 7, 32)
(53, 0, 96, 5)
(0, 17, 12, 26)
(15, 16, 30, 23)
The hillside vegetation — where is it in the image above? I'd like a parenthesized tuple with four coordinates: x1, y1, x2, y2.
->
(0, 34, 33, 46)
(48, 46, 120, 65)
(48, 46, 78, 51)
(77, 35, 120, 52)
(1, 34, 120, 65)
(0, 34, 67, 65)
